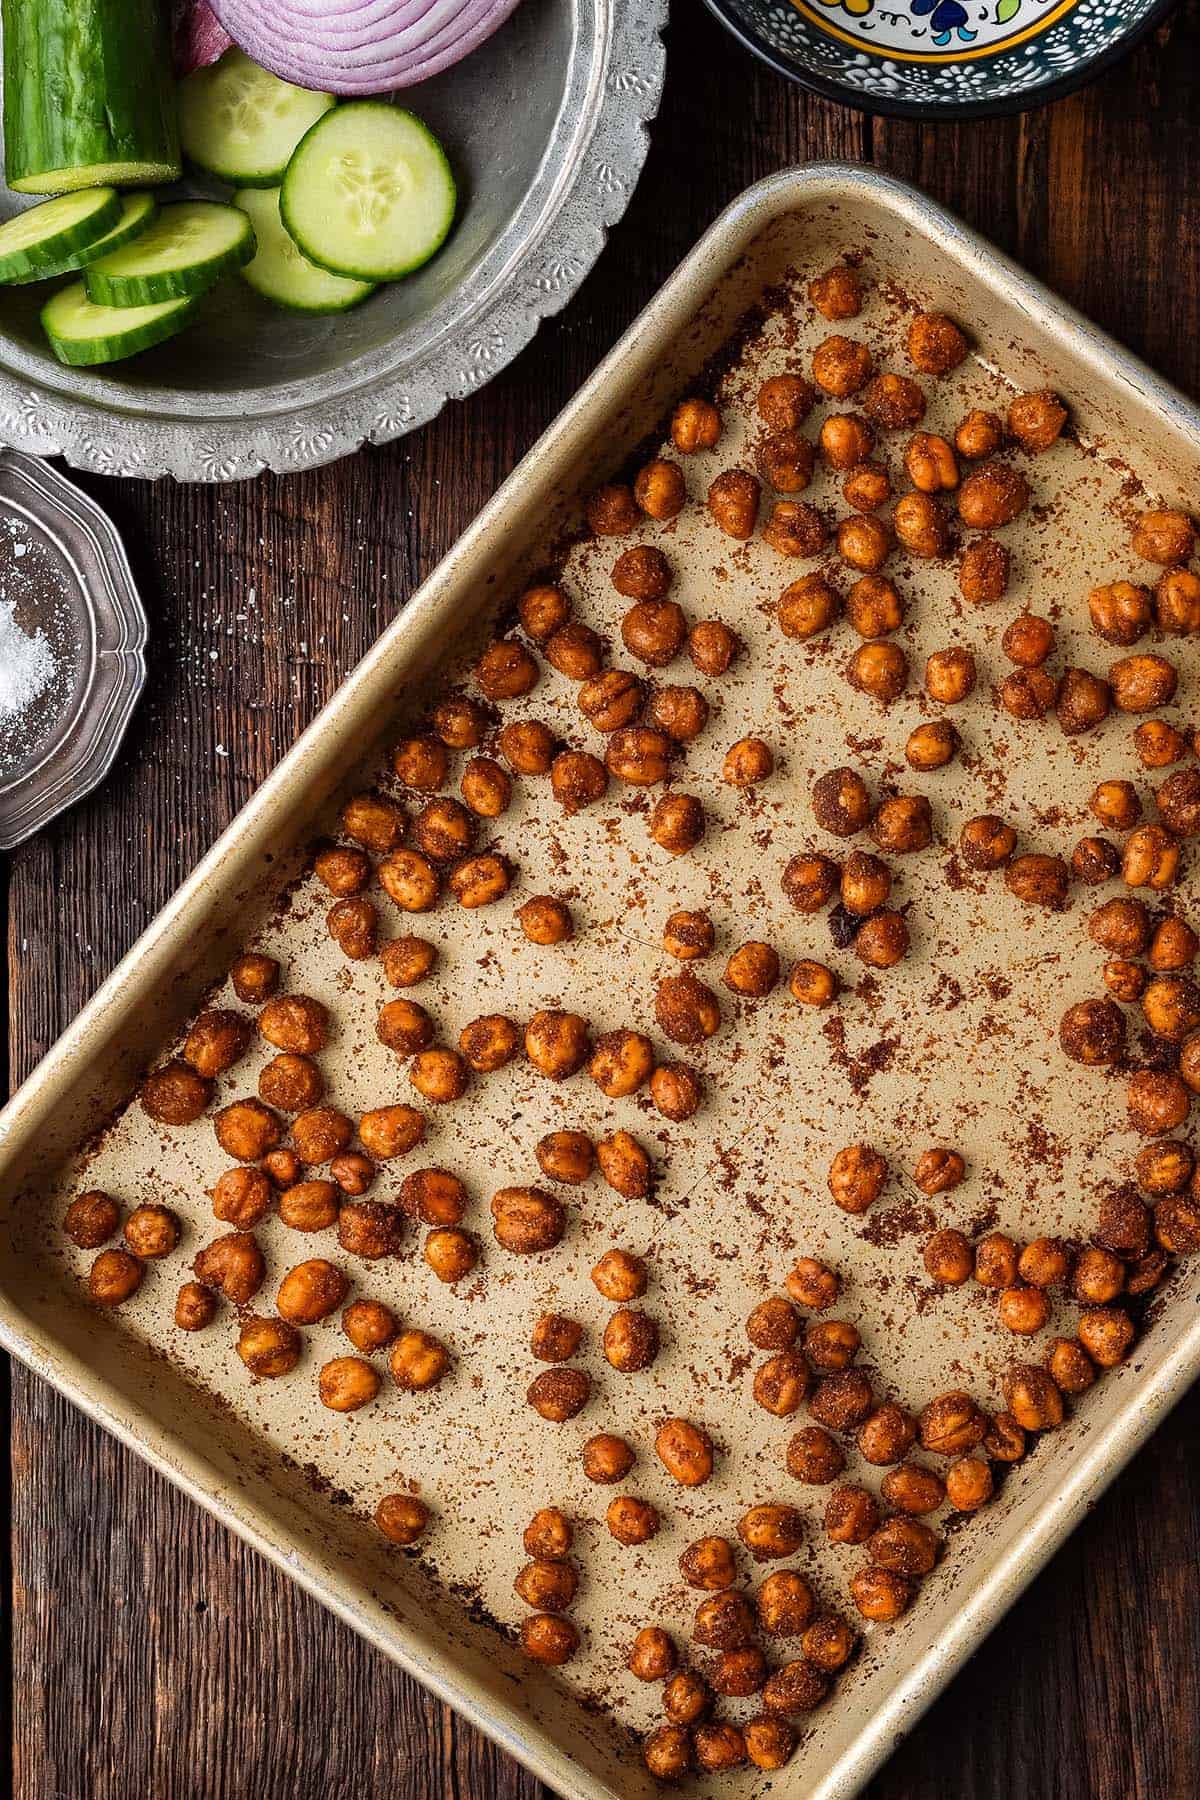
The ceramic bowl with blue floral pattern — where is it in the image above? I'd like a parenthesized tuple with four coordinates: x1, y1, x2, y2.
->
(701, 0, 1176, 117)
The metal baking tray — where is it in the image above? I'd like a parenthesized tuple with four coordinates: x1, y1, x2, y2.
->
(3, 165, 1200, 1800)
(0, 0, 666, 481)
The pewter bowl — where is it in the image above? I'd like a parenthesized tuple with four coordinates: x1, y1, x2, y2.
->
(0, 0, 666, 481)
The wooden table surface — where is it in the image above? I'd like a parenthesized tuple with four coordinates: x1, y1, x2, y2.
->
(6, 4, 1200, 1795)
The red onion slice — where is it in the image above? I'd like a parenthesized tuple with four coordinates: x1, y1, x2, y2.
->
(173, 0, 233, 73)
(211, 0, 523, 90)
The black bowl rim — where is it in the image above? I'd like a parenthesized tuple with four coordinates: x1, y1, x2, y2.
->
(698, 0, 1179, 120)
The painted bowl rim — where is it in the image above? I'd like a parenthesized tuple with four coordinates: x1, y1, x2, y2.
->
(698, 0, 1179, 119)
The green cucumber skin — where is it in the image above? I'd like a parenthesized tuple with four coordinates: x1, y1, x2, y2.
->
(41, 289, 200, 367)
(84, 208, 256, 307)
(0, 187, 121, 283)
(280, 104, 457, 284)
(9, 194, 157, 284)
(2, 0, 181, 194)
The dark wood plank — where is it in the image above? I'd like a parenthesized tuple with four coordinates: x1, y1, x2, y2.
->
(7, 1, 1200, 1794)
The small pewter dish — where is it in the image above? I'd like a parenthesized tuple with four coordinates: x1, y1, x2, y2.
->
(701, 0, 1176, 117)
(0, 451, 146, 849)
(0, 0, 666, 482)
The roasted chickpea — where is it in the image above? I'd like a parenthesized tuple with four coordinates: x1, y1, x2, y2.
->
(629, 1626, 677, 1682)
(662, 910, 715, 964)
(650, 1061, 702, 1120)
(117, 1203, 176, 1261)
(523, 1508, 574, 1562)
(459, 756, 512, 820)
(631, 457, 687, 522)
(527, 1367, 591, 1421)
(739, 1504, 805, 1562)
(679, 1535, 738, 1591)
(650, 793, 705, 856)
(1156, 767, 1200, 838)
(64, 1189, 121, 1249)
(813, 335, 873, 398)
(586, 482, 638, 536)
(820, 412, 875, 470)
(921, 648, 975, 709)
(1008, 388, 1067, 453)
(517, 895, 573, 945)
(1005, 853, 1069, 909)
(1056, 667, 1111, 736)
(289, 1106, 352, 1166)
(337, 1199, 400, 1259)
(656, 971, 721, 1046)
(1137, 1139, 1195, 1195)
(789, 959, 839, 1008)
(448, 852, 511, 911)
(1129, 1069, 1191, 1135)
(642, 1725, 691, 1782)
(868, 1516, 939, 1577)
(423, 1226, 477, 1284)
(521, 1614, 579, 1665)
(317, 1355, 380, 1413)
(608, 725, 673, 785)
(582, 1432, 635, 1484)
(786, 1423, 846, 1487)
(514, 1558, 578, 1610)
(517, 584, 571, 644)
(1004, 1363, 1064, 1431)
(182, 1009, 252, 1083)
(342, 1298, 398, 1354)
(761, 1659, 830, 1719)
(613, 548, 674, 606)
(838, 514, 892, 575)
(1127, 1250, 1172, 1294)
(722, 941, 780, 999)
(88, 1247, 143, 1307)
(1142, 972, 1200, 1041)
(1156, 1192, 1200, 1253)
(458, 1013, 521, 1073)
(858, 1403, 917, 1466)
(803, 1614, 857, 1673)
(827, 1144, 887, 1215)
(746, 1296, 799, 1350)
(721, 736, 773, 787)
(1111, 653, 1179, 714)
(751, 1570, 815, 1642)
(173, 1279, 216, 1331)
(389, 1328, 450, 1393)
(603, 1306, 658, 1372)
(693, 1723, 749, 1774)
(919, 1389, 986, 1454)
(850, 1567, 913, 1623)
(1071, 1245, 1126, 1305)
(881, 1462, 945, 1515)
(805, 1319, 860, 1374)
(906, 720, 959, 771)
(278, 1179, 339, 1232)
(1078, 1306, 1135, 1367)
(490, 1186, 565, 1254)
(945, 1455, 994, 1511)
(646, 684, 709, 744)
(894, 491, 949, 558)
(496, 721, 556, 781)
(591, 1248, 647, 1302)
(757, 431, 815, 496)
(843, 460, 892, 512)
(1087, 580, 1151, 647)
(924, 1227, 973, 1286)
(906, 311, 967, 375)
(536, 1130, 595, 1185)
(671, 397, 721, 454)
(753, 1350, 809, 1417)
(808, 1368, 875, 1432)
(597, 1131, 652, 1199)
(140, 1058, 213, 1126)
(1132, 508, 1196, 566)
(811, 766, 872, 838)
(906, 432, 959, 495)
(230, 951, 281, 1006)
(959, 815, 1017, 871)
(872, 793, 932, 855)
(392, 735, 449, 793)
(1149, 917, 1199, 970)
(1095, 1189, 1152, 1258)
(955, 408, 1003, 460)
(214, 1097, 283, 1163)
(863, 372, 927, 431)
(525, 1008, 590, 1079)
(1089, 779, 1141, 832)
(846, 574, 903, 638)
(313, 845, 371, 901)
(1106, 958, 1146, 1003)
(1124, 823, 1181, 890)
(847, 641, 908, 705)
(655, 1417, 714, 1487)
(688, 619, 739, 675)
(607, 1495, 660, 1545)
(1018, 1236, 1071, 1289)
(959, 535, 1011, 606)
(545, 620, 604, 682)
(997, 1284, 1050, 1335)
(664, 1669, 711, 1728)
(763, 500, 828, 559)
(326, 898, 377, 961)
(476, 638, 539, 702)
(1047, 1336, 1096, 1395)
(1155, 567, 1200, 635)
(1073, 837, 1121, 884)
(809, 264, 862, 319)
(236, 1313, 300, 1377)
(531, 1312, 584, 1363)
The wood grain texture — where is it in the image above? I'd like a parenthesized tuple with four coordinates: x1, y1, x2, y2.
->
(7, 2, 1200, 1793)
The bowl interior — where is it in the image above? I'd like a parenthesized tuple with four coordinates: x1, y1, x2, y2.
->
(705, 0, 1170, 115)
(0, 0, 577, 408)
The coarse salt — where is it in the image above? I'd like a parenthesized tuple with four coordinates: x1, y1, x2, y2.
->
(0, 596, 54, 721)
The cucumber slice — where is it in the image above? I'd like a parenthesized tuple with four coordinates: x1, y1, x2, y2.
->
(180, 49, 335, 188)
(280, 103, 455, 282)
(11, 194, 158, 285)
(41, 281, 199, 367)
(0, 187, 121, 284)
(235, 187, 375, 315)
(84, 201, 255, 306)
